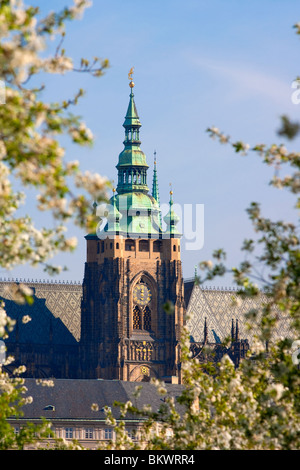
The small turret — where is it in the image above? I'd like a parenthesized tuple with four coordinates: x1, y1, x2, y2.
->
(163, 189, 181, 237)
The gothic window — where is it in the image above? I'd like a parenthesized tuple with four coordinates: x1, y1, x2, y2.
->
(133, 306, 142, 329)
(143, 306, 151, 331)
(133, 305, 151, 331)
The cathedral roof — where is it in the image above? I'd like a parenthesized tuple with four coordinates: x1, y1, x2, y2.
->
(186, 283, 294, 345)
(0, 280, 82, 344)
(0, 279, 293, 348)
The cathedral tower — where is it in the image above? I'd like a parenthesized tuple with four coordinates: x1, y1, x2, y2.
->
(80, 74, 185, 383)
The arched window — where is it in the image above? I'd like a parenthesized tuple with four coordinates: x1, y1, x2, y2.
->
(125, 239, 135, 251)
(143, 307, 151, 331)
(132, 277, 154, 332)
(139, 240, 149, 252)
(133, 306, 142, 330)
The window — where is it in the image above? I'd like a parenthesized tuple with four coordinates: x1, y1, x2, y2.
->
(139, 240, 149, 252)
(127, 429, 137, 441)
(133, 306, 151, 331)
(65, 427, 73, 439)
(104, 428, 113, 440)
(43, 405, 55, 411)
(173, 245, 176, 252)
(85, 428, 94, 439)
(143, 306, 151, 331)
(125, 239, 135, 251)
(153, 240, 162, 252)
(116, 242, 119, 249)
(133, 305, 142, 329)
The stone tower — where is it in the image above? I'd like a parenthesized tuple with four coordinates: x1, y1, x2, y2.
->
(80, 75, 185, 383)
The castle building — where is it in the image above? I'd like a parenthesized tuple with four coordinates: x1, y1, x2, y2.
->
(0, 77, 292, 382)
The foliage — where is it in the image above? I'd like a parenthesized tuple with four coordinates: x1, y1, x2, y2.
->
(0, 0, 109, 449)
(0, 363, 52, 449)
(0, 0, 109, 277)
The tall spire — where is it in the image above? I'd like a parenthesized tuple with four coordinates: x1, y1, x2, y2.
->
(152, 151, 162, 227)
(116, 69, 149, 195)
(163, 187, 181, 236)
(123, 74, 141, 130)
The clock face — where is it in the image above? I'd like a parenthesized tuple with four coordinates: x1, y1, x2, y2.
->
(133, 284, 152, 306)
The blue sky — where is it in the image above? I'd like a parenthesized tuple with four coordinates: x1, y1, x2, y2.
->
(3, 0, 300, 286)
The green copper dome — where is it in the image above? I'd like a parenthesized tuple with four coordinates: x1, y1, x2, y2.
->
(117, 148, 148, 168)
(114, 191, 161, 236)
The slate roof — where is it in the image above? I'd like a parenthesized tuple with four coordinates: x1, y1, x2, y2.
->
(17, 379, 184, 422)
(0, 279, 294, 348)
(0, 280, 82, 344)
(186, 283, 294, 345)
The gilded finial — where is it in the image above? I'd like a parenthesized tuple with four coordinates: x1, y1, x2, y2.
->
(169, 182, 173, 195)
(128, 67, 134, 88)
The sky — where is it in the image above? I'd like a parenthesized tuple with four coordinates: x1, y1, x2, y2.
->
(3, 0, 300, 287)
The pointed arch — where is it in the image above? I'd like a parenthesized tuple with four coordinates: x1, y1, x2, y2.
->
(130, 271, 157, 336)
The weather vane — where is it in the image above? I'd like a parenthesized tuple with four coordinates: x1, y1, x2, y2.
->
(128, 67, 135, 88)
